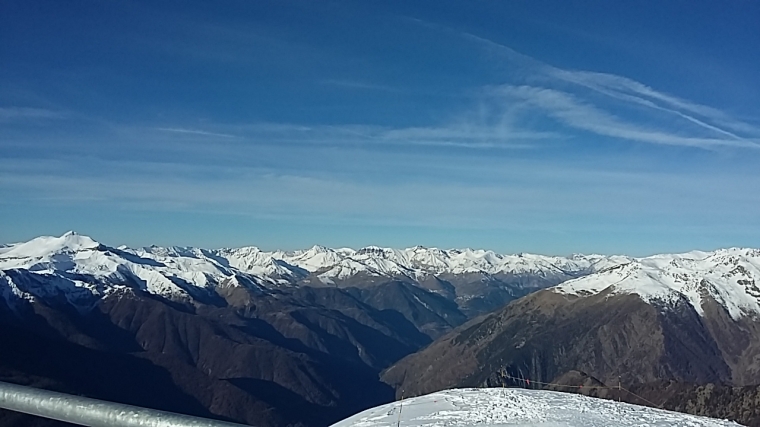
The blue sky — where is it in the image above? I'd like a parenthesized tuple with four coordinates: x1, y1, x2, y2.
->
(1, 0, 759, 255)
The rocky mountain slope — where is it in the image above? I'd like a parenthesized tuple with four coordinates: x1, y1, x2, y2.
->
(382, 248, 760, 425)
(1, 232, 620, 427)
(0, 278, 403, 426)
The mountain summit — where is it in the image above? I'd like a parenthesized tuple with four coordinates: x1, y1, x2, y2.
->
(554, 248, 760, 319)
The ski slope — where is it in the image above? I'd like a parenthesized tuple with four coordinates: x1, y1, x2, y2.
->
(331, 388, 740, 427)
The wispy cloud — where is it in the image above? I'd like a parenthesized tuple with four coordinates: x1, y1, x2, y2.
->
(0, 107, 65, 122)
(155, 127, 238, 139)
(493, 85, 760, 149)
(381, 125, 553, 149)
(2, 156, 758, 230)
(546, 69, 758, 139)
(148, 121, 546, 151)
(459, 31, 760, 150)
(321, 79, 401, 93)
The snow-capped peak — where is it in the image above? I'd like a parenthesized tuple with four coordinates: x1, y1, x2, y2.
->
(0, 233, 276, 306)
(554, 248, 760, 319)
(1, 231, 102, 260)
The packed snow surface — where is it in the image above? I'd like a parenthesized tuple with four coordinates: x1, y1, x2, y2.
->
(332, 388, 739, 427)
(554, 248, 760, 319)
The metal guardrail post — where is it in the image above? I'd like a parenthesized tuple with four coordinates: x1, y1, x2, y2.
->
(0, 381, 250, 427)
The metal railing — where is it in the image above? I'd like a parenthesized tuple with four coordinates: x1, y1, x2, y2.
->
(0, 381, 250, 427)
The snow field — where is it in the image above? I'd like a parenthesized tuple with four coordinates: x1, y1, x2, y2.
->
(331, 388, 740, 427)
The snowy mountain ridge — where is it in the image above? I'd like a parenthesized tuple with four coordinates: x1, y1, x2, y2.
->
(0, 232, 621, 296)
(555, 248, 760, 320)
(215, 242, 630, 280)
(2, 232, 760, 321)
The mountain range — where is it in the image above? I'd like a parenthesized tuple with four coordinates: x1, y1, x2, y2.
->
(0, 231, 627, 318)
(2, 233, 759, 426)
(0, 232, 620, 427)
